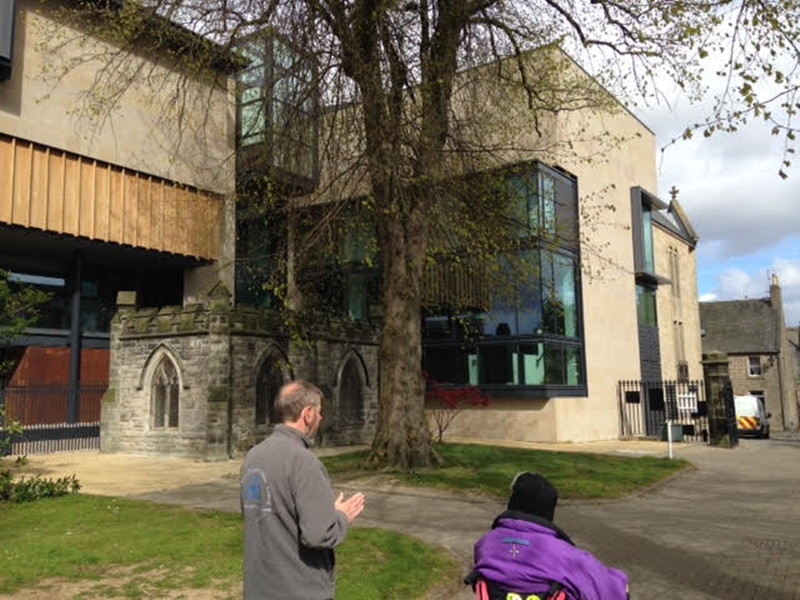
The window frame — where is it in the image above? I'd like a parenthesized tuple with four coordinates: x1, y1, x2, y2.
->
(748, 356, 763, 377)
(151, 356, 180, 430)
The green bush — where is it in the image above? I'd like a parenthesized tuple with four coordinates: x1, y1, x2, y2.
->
(0, 469, 81, 503)
(0, 405, 25, 456)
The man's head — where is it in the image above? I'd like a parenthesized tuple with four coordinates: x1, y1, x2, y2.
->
(275, 380, 323, 438)
(507, 472, 559, 522)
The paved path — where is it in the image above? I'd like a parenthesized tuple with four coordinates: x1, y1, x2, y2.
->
(559, 436, 800, 600)
(14, 435, 800, 599)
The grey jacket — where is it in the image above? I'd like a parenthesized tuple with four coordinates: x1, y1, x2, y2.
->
(241, 425, 349, 600)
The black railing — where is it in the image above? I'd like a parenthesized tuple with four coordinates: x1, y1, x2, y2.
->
(618, 379, 708, 443)
(0, 381, 107, 455)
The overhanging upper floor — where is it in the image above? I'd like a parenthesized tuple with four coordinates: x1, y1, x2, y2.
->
(0, 133, 223, 261)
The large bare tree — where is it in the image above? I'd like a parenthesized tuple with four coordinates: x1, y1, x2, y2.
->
(43, 0, 800, 468)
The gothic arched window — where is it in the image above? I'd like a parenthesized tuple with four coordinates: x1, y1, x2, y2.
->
(339, 359, 364, 426)
(256, 359, 284, 425)
(152, 356, 179, 428)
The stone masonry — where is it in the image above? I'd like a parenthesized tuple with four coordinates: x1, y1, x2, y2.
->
(101, 286, 379, 459)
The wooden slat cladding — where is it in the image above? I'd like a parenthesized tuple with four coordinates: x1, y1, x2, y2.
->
(0, 133, 221, 260)
(423, 259, 491, 311)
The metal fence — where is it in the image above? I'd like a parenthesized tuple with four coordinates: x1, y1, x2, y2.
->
(0, 381, 106, 455)
(618, 379, 709, 443)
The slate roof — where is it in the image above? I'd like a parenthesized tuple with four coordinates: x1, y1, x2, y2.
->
(700, 299, 780, 354)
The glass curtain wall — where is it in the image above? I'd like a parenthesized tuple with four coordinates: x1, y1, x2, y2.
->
(422, 163, 585, 394)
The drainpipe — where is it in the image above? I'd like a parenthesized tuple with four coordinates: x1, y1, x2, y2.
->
(67, 250, 83, 424)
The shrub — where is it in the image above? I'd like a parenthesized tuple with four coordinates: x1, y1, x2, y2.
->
(0, 469, 81, 503)
(425, 372, 491, 443)
(0, 404, 24, 457)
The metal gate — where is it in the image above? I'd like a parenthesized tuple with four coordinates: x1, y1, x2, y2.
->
(0, 381, 105, 455)
(619, 379, 709, 443)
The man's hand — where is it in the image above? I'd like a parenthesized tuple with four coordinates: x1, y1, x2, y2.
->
(335, 491, 365, 523)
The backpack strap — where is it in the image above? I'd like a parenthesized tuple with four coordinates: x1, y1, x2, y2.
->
(475, 579, 490, 600)
(545, 581, 567, 600)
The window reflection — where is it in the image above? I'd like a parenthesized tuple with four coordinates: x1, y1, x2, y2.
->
(423, 340, 582, 387)
(421, 163, 584, 391)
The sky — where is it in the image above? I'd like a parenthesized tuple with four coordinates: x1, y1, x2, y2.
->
(634, 99, 800, 329)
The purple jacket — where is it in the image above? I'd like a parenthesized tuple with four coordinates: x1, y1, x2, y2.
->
(473, 512, 629, 600)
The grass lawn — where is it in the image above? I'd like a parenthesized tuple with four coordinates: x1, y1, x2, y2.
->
(323, 442, 691, 500)
(0, 443, 689, 597)
(0, 494, 460, 599)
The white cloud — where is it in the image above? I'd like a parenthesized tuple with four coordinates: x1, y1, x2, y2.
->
(638, 96, 800, 262)
(624, 38, 800, 328)
(636, 93, 800, 331)
(704, 259, 800, 326)
(657, 130, 800, 259)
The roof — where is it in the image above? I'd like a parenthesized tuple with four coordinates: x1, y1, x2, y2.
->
(652, 199, 699, 248)
(67, 0, 243, 74)
(700, 299, 780, 354)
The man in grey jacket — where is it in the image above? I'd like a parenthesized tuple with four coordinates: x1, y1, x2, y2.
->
(241, 380, 366, 599)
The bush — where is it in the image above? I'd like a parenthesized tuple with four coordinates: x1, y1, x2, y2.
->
(425, 372, 491, 443)
(0, 404, 24, 457)
(0, 469, 81, 503)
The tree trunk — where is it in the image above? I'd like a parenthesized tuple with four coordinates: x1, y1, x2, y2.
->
(369, 207, 433, 469)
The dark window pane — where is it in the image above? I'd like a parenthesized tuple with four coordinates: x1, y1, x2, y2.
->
(506, 175, 537, 236)
(423, 346, 470, 384)
(168, 383, 179, 428)
(478, 344, 517, 385)
(339, 360, 364, 424)
(346, 271, 369, 321)
(554, 175, 578, 247)
(256, 359, 284, 425)
(544, 344, 565, 384)
(636, 284, 657, 327)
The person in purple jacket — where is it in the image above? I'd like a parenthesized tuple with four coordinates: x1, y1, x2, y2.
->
(469, 472, 629, 600)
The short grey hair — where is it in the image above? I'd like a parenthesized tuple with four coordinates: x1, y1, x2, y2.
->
(274, 380, 322, 422)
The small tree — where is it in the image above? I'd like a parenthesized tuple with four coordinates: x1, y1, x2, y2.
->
(425, 372, 491, 444)
(0, 410, 23, 458)
(0, 270, 51, 457)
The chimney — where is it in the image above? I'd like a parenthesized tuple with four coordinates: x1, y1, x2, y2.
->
(770, 273, 783, 313)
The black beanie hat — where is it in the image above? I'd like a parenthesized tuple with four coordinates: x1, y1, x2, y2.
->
(507, 472, 559, 522)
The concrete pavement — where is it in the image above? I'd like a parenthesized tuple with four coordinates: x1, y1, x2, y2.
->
(13, 435, 800, 599)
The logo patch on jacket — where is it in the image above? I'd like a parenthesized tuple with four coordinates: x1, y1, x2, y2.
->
(241, 468, 273, 516)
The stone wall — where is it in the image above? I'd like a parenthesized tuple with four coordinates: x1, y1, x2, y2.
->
(727, 353, 784, 428)
(101, 289, 379, 459)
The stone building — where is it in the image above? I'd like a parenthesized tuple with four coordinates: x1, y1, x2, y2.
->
(700, 275, 799, 431)
(102, 286, 378, 458)
(789, 327, 800, 420)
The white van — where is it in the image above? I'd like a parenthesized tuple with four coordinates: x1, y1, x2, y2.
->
(734, 395, 771, 439)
